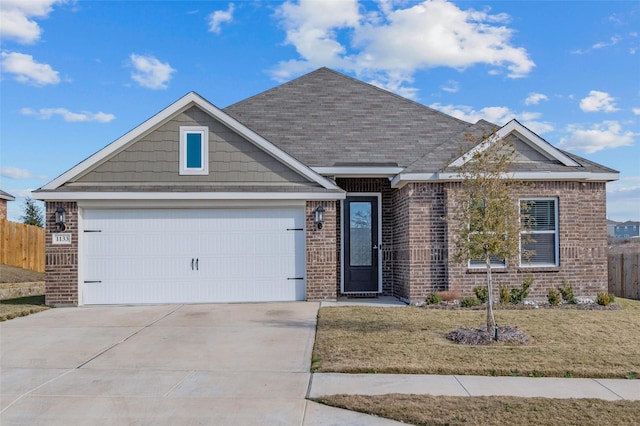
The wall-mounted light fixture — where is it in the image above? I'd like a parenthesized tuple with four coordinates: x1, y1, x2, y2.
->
(55, 206, 66, 232)
(314, 205, 325, 230)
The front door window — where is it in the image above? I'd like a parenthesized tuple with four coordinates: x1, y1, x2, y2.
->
(344, 196, 379, 293)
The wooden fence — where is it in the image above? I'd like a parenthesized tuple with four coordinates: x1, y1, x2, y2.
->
(608, 253, 640, 300)
(0, 219, 45, 272)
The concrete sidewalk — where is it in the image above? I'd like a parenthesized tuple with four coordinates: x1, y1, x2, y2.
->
(309, 373, 640, 401)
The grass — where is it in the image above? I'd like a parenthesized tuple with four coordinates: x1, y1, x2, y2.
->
(0, 295, 49, 321)
(312, 298, 640, 378)
(315, 394, 640, 426)
(0, 264, 45, 283)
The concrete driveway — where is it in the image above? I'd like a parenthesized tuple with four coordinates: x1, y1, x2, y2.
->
(1, 303, 333, 425)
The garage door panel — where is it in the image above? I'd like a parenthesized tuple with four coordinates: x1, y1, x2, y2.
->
(83, 208, 305, 304)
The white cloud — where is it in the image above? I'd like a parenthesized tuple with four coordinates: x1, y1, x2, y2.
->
(129, 54, 175, 90)
(441, 80, 459, 93)
(0, 51, 60, 86)
(20, 107, 115, 123)
(272, 0, 534, 96)
(593, 35, 621, 50)
(606, 177, 640, 222)
(208, 3, 235, 34)
(580, 90, 619, 113)
(0, 0, 65, 44)
(1, 167, 47, 180)
(430, 103, 514, 125)
(559, 121, 635, 154)
(632, 107, 640, 115)
(524, 92, 548, 105)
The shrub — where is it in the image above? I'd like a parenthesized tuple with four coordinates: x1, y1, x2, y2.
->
(547, 287, 561, 306)
(461, 297, 481, 308)
(437, 290, 461, 302)
(509, 277, 533, 305)
(473, 286, 488, 303)
(425, 293, 442, 305)
(559, 281, 577, 304)
(596, 292, 610, 306)
(499, 284, 510, 305)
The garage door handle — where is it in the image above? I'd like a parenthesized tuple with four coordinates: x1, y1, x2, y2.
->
(196, 258, 199, 271)
(191, 258, 194, 270)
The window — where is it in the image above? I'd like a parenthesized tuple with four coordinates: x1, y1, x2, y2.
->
(179, 126, 208, 175)
(520, 198, 558, 267)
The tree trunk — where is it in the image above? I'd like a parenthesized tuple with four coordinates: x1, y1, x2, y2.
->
(485, 254, 496, 332)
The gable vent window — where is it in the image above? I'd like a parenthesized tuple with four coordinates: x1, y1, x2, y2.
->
(179, 126, 209, 175)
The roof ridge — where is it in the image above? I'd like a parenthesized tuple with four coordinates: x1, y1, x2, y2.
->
(225, 67, 472, 126)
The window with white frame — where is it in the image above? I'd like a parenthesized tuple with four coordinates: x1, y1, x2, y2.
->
(179, 126, 208, 175)
(520, 198, 558, 266)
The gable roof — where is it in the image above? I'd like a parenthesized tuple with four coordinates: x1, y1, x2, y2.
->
(392, 119, 619, 187)
(224, 67, 472, 169)
(0, 189, 15, 201)
(35, 92, 343, 199)
(226, 68, 617, 184)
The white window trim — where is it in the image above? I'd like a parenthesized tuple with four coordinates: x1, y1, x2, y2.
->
(179, 126, 209, 175)
(520, 197, 559, 267)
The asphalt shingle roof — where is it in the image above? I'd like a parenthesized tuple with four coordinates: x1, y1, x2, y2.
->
(225, 68, 617, 176)
(224, 68, 472, 169)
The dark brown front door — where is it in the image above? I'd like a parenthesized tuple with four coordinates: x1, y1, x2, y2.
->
(344, 196, 379, 292)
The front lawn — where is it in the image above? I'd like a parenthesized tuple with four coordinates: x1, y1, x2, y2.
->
(0, 295, 49, 321)
(312, 298, 640, 378)
(315, 394, 640, 426)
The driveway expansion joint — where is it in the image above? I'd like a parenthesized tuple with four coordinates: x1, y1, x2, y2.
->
(75, 305, 184, 369)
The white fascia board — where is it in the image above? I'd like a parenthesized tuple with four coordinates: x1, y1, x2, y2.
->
(77, 200, 307, 209)
(449, 119, 580, 168)
(390, 173, 438, 188)
(40, 92, 340, 192)
(33, 191, 346, 201)
(437, 171, 619, 182)
(312, 166, 405, 177)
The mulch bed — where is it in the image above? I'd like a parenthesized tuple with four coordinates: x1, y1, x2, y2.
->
(447, 325, 531, 345)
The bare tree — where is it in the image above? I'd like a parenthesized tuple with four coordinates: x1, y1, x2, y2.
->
(449, 135, 531, 332)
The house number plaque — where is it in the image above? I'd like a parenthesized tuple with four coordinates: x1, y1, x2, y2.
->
(52, 233, 72, 245)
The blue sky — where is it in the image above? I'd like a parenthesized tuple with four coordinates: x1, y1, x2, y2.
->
(1, 0, 638, 222)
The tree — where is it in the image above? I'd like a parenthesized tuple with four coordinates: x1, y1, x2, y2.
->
(449, 134, 531, 333)
(20, 198, 44, 228)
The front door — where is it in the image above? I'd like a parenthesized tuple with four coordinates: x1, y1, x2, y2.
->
(344, 196, 379, 293)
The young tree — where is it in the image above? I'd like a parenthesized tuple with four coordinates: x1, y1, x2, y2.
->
(20, 198, 44, 228)
(449, 135, 531, 333)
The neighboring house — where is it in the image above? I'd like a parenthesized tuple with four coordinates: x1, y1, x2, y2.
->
(34, 68, 618, 306)
(614, 221, 640, 239)
(607, 219, 620, 238)
(0, 189, 16, 220)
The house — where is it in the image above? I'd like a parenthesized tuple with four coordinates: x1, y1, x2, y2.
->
(607, 219, 620, 238)
(614, 221, 640, 239)
(34, 68, 618, 306)
(0, 189, 16, 220)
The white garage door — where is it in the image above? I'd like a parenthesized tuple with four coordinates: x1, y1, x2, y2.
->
(82, 208, 306, 304)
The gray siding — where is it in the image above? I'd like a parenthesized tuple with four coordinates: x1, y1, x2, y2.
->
(71, 106, 315, 187)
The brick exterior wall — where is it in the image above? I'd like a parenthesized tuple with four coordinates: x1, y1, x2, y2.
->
(0, 199, 7, 219)
(445, 181, 608, 301)
(392, 183, 448, 301)
(44, 201, 79, 306)
(305, 200, 338, 301)
(336, 178, 394, 296)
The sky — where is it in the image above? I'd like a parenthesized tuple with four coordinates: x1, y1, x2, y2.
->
(1, 0, 639, 223)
